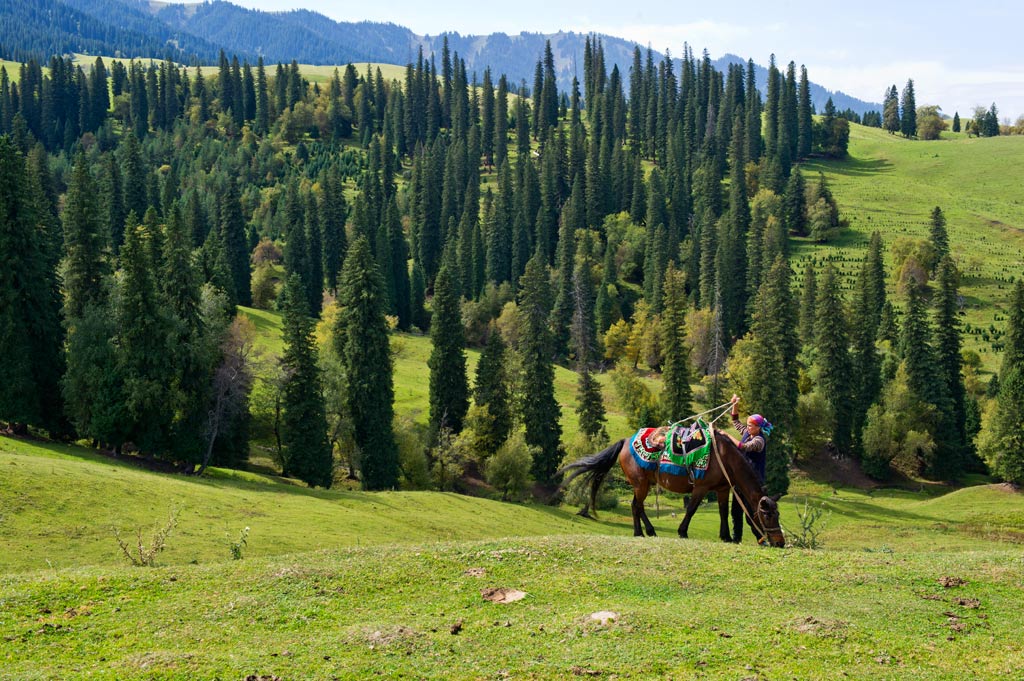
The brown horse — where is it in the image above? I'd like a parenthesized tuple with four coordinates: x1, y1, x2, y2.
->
(560, 427, 786, 547)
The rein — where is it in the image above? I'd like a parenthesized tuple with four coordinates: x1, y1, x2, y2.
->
(708, 426, 776, 545)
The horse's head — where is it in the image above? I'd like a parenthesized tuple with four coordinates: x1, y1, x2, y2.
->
(756, 494, 786, 548)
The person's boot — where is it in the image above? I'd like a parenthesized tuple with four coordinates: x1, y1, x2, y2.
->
(730, 495, 743, 543)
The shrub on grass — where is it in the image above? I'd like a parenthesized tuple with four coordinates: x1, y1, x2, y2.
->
(485, 429, 536, 501)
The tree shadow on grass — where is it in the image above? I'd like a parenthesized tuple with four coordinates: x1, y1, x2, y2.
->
(804, 155, 893, 178)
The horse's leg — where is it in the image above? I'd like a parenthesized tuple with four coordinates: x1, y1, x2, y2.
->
(638, 475, 658, 536)
(677, 488, 708, 538)
(730, 491, 744, 543)
(717, 492, 731, 542)
(631, 479, 656, 537)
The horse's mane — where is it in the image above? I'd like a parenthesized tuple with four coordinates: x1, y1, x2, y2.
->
(712, 429, 767, 505)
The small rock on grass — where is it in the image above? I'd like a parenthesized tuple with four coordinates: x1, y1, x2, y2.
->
(481, 587, 526, 603)
(589, 611, 618, 625)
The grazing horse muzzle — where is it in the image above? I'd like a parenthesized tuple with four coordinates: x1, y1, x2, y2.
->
(757, 496, 786, 548)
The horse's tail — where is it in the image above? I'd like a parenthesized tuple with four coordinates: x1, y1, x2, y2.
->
(557, 439, 625, 518)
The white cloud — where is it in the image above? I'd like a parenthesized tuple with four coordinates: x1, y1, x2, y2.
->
(576, 20, 783, 59)
(810, 60, 1024, 118)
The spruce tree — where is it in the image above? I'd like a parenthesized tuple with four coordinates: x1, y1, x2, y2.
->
(900, 79, 917, 138)
(549, 196, 578, 358)
(748, 257, 799, 496)
(764, 56, 780, 160)
(63, 151, 110, 320)
(279, 274, 333, 487)
(933, 256, 967, 477)
(883, 85, 900, 134)
(1002, 281, 1024, 376)
(900, 285, 938, 403)
(0, 137, 63, 431)
(474, 328, 511, 452)
(929, 206, 949, 273)
(121, 132, 148, 220)
(850, 235, 886, 456)
(336, 237, 398, 490)
(518, 251, 562, 483)
(220, 177, 251, 307)
(304, 191, 323, 317)
(572, 234, 606, 439)
(797, 65, 812, 159)
(104, 153, 125, 252)
(320, 169, 347, 295)
(814, 265, 853, 454)
(116, 220, 178, 454)
(660, 264, 692, 421)
(782, 166, 807, 237)
(428, 255, 469, 438)
(982, 281, 1024, 483)
(255, 57, 269, 134)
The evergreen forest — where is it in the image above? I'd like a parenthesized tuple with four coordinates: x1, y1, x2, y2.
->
(3, 35, 1024, 500)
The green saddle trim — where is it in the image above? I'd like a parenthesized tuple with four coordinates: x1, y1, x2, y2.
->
(664, 418, 712, 469)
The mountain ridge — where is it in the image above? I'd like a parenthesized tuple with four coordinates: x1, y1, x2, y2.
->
(1, 0, 882, 114)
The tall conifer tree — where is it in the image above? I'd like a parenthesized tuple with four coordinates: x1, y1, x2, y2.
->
(660, 264, 692, 421)
(220, 177, 250, 307)
(428, 255, 469, 437)
(474, 328, 511, 452)
(336, 237, 398, 490)
(747, 257, 798, 495)
(518, 252, 562, 482)
(814, 265, 853, 454)
(279, 274, 333, 487)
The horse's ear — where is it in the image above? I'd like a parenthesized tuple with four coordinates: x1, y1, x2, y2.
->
(770, 493, 783, 502)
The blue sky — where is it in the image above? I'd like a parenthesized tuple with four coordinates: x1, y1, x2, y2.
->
(234, 0, 1023, 120)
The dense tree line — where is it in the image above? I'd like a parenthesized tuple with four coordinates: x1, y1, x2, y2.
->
(1, 36, 1012, 497)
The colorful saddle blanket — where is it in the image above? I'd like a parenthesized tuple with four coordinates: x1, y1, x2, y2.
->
(629, 420, 713, 479)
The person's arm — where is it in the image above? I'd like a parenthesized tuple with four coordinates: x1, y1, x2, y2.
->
(737, 434, 765, 453)
(730, 394, 745, 434)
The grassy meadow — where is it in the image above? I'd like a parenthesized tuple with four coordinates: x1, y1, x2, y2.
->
(800, 125, 1024, 370)
(3, 433, 1024, 678)
(238, 306, 648, 442)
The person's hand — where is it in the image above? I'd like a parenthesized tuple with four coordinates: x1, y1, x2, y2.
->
(730, 394, 740, 406)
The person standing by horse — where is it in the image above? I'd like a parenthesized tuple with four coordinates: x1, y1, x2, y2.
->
(728, 394, 772, 543)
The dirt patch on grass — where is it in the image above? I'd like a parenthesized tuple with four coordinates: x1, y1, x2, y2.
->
(792, 616, 849, 638)
(120, 650, 192, 670)
(365, 626, 421, 648)
(481, 587, 526, 603)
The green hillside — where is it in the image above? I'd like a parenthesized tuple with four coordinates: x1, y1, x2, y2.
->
(802, 125, 1024, 369)
(238, 306, 651, 442)
(0, 435, 617, 574)
(2, 432, 1023, 678)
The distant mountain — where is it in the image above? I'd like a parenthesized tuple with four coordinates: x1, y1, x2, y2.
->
(0, 0, 223, 63)
(0, 0, 881, 115)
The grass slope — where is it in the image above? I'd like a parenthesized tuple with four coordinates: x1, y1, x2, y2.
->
(239, 306, 648, 442)
(0, 435, 617, 574)
(3, 434, 1024, 677)
(2, 534, 1022, 678)
(802, 126, 1024, 369)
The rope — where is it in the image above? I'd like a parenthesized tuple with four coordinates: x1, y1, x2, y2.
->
(709, 427, 769, 541)
(664, 401, 735, 432)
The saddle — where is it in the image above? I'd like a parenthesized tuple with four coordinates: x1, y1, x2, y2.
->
(629, 419, 713, 479)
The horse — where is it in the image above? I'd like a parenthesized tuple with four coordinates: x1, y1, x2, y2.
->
(559, 425, 786, 548)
